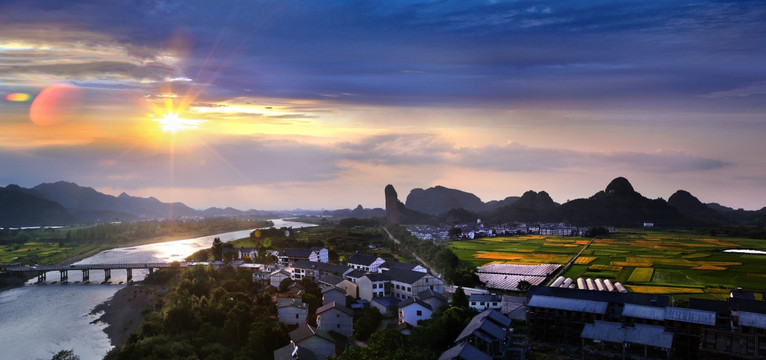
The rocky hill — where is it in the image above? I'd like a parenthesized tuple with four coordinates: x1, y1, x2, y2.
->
(385, 185, 434, 225)
(404, 185, 519, 215)
(556, 177, 685, 226)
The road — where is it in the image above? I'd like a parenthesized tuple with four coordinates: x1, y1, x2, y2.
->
(382, 227, 442, 279)
(546, 237, 596, 286)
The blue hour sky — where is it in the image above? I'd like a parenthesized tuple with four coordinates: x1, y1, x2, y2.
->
(0, 0, 764, 210)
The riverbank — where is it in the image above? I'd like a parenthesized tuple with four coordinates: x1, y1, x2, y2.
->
(91, 284, 167, 347)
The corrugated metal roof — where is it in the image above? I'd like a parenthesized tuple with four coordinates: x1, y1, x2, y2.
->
(664, 307, 716, 326)
(625, 324, 673, 349)
(581, 321, 626, 343)
(622, 304, 665, 321)
(528, 295, 608, 314)
(739, 311, 766, 330)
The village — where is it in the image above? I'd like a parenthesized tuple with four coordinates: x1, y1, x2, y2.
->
(407, 220, 615, 242)
(214, 245, 528, 360)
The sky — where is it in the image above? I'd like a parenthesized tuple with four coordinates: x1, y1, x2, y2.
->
(0, 0, 764, 211)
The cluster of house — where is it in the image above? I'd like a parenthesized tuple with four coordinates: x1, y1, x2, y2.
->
(408, 220, 615, 241)
(525, 286, 766, 359)
(223, 246, 532, 359)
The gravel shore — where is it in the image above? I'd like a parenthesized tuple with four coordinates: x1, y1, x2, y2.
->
(91, 284, 167, 347)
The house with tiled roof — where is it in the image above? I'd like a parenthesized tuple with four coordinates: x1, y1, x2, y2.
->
(316, 301, 354, 338)
(277, 298, 308, 327)
(322, 287, 347, 306)
(291, 260, 351, 281)
(288, 325, 338, 360)
(452, 309, 512, 359)
(273, 342, 317, 360)
(398, 298, 433, 327)
(418, 289, 448, 310)
(347, 252, 386, 272)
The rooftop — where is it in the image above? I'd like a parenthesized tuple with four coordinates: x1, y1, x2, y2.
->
(528, 295, 608, 314)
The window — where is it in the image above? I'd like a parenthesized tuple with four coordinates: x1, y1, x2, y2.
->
(417, 310, 422, 316)
(337, 324, 340, 328)
(296, 314, 299, 318)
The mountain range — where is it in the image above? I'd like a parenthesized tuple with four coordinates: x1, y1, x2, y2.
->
(0, 181, 383, 227)
(387, 177, 766, 227)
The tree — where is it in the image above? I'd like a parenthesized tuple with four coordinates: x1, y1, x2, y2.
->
(452, 286, 468, 308)
(517, 280, 532, 292)
(448, 226, 462, 240)
(354, 306, 383, 341)
(51, 350, 79, 360)
(212, 237, 223, 261)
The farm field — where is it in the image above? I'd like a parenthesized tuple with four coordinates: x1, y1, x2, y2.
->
(448, 230, 766, 298)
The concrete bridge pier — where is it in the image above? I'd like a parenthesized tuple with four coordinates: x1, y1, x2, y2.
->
(104, 269, 111, 282)
(37, 272, 46, 283)
(148, 267, 154, 274)
(82, 269, 89, 282)
(59, 270, 68, 283)
(126, 268, 132, 283)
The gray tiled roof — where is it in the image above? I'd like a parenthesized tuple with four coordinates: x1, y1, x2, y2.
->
(279, 248, 313, 257)
(455, 309, 509, 343)
(438, 342, 492, 360)
(348, 253, 380, 266)
(289, 324, 335, 343)
(316, 301, 353, 316)
(387, 268, 428, 284)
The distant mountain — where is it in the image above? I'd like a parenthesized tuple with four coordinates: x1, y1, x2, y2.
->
(483, 190, 559, 223)
(322, 205, 386, 218)
(557, 177, 684, 226)
(707, 202, 735, 212)
(0, 185, 75, 226)
(33, 181, 198, 220)
(668, 190, 723, 224)
(404, 185, 519, 215)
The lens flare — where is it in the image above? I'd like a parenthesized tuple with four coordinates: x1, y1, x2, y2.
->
(29, 83, 81, 126)
(6, 93, 31, 102)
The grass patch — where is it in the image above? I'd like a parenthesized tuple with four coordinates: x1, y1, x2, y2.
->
(627, 267, 654, 283)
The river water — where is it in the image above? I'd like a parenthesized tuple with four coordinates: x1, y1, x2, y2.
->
(0, 219, 312, 360)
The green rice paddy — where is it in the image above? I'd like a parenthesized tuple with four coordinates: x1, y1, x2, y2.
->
(449, 230, 766, 297)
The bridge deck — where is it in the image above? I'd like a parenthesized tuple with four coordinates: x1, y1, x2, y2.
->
(5, 262, 188, 272)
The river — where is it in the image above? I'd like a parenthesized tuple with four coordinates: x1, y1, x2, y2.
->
(0, 219, 313, 360)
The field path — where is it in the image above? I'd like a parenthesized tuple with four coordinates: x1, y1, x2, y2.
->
(546, 237, 596, 286)
(382, 227, 442, 279)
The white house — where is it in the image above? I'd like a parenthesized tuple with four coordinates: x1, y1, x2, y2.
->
(347, 253, 386, 273)
(357, 273, 391, 301)
(398, 298, 433, 326)
(388, 269, 443, 300)
(469, 293, 502, 311)
(309, 246, 329, 263)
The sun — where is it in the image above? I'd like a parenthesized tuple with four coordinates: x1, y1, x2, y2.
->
(154, 112, 202, 133)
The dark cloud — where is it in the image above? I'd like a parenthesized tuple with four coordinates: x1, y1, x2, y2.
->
(2, 0, 763, 110)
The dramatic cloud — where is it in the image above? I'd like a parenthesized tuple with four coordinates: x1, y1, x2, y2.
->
(0, 1, 763, 209)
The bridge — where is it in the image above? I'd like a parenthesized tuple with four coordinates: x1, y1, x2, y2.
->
(3, 262, 188, 283)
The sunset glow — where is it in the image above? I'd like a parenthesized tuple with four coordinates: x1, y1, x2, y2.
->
(0, 1, 763, 211)
(154, 112, 202, 133)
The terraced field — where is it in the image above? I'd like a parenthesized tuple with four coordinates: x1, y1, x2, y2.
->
(449, 230, 766, 298)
